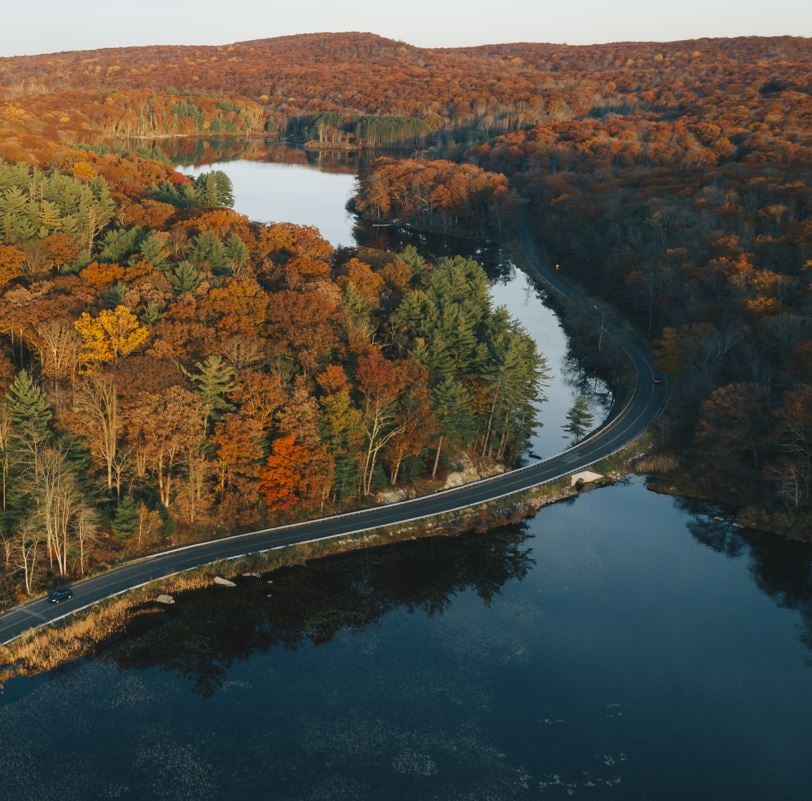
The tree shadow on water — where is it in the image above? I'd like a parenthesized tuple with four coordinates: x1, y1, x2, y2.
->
(99, 526, 535, 697)
(679, 496, 812, 665)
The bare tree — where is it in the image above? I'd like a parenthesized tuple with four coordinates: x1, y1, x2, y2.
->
(74, 373, 120, 491)
(14, 520, 42, 595)
(28, 447, 82, 577)
(74, 504, 100, 576)
(222, 336, 264, 372)
(124, 387, 206, 509)
(0, 403, 10, 512)
(31, 319, 81, 389)
(0, 529, 11, 570)
(136, 503, 162, 550)
(111, 446, 132, 501)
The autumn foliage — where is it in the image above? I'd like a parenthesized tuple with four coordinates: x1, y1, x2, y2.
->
(74, 305, 149, 370)
(0, 29, 808, 605)
(0, 139, 543, 605)
(354, 158, 511, 234)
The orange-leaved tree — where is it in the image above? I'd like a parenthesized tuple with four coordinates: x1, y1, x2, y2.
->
(0, 245, 25, 288)
(258, 434, 334, 513)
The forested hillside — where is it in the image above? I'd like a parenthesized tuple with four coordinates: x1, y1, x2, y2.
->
(1, 33, 808, 157)
(468, 66, 810, 534)
(0, 31, 808, 609)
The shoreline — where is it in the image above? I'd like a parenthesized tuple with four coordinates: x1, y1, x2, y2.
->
(0, 151, 660, 655)
(0, 206, 662, 652)
(506, 224, 808, 543)
(641, 468, 812, 542)
(0, 458, 511, 615)
(1, 439, 644, 685)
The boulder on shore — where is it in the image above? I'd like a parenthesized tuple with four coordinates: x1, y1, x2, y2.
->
(377, 487, 410, 504)
(213, 576, 237, 588)
(155, 594, 175, 605)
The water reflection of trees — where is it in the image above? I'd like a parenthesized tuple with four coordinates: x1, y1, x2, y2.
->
(129, 135, 278, 166)
(355, 223, 515, 284)
(101, 527, 535, 697)
(681, 498, 812, 663)
(126, 135, 361, 172)
(560, 352, 612, 411)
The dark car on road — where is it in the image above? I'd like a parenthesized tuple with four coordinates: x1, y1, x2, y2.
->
(48, 587, 73, 604)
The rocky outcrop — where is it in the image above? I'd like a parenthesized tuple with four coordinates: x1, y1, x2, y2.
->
(443, 454, 504, 490)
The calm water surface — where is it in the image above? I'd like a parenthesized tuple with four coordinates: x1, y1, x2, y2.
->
(179, 158, 358, 248)
(2, 478, 811, 800)
(2, 142, 809, 800)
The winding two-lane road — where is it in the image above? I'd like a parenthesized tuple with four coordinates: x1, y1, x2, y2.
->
(0, 226, 667, 648)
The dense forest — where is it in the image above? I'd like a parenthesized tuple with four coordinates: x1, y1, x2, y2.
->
(0, 157, 544, 602)
(468, 78, 810, 534)
(353, 158, 512, 234)
(0, 31, 808, 607)
(1, 34, 808, 160)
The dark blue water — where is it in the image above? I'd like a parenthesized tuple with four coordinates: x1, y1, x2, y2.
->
(1, 477, 811, 800)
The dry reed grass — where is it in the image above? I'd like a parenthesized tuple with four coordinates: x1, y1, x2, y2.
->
(633, 453, 680, 474)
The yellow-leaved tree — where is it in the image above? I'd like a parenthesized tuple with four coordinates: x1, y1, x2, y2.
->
(74, 305, 149, 371)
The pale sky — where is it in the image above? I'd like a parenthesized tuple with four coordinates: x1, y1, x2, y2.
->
(0, 0, 808, 57)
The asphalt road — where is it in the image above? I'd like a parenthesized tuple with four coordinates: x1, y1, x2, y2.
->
(0, 226, 667, 648)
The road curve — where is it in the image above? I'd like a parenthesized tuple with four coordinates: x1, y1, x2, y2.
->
(0, 226, 667, 648)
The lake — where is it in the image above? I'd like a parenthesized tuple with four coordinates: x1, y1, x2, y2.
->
(1, 140, 809, 801)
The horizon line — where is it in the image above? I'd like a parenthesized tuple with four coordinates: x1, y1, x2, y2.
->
(1, 29, 807, 60)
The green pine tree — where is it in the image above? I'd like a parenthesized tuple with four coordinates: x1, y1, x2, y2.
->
(6, 370, 52, 459)
(103, 280, 128, 308)
(397, 244, 427, 272)
(138, 231, 170, 269)
(184, 355, 236, 423)
(193, 171, 234, 208)
(139, 301, 162, 325)
(431, 377, 475, 478)
(343, 280, 370, 326)
(190, 230, 227, 273)
(169, 261, 201, 294)
(564, 395, 595, 443)
(224, 233, 248, 271)
(112, 495, 139, 539)
(99, 226, 144, 263)
(479, 319, 547, 462)
(426, 256, 491, 328)
(329, 456, 357, 502)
